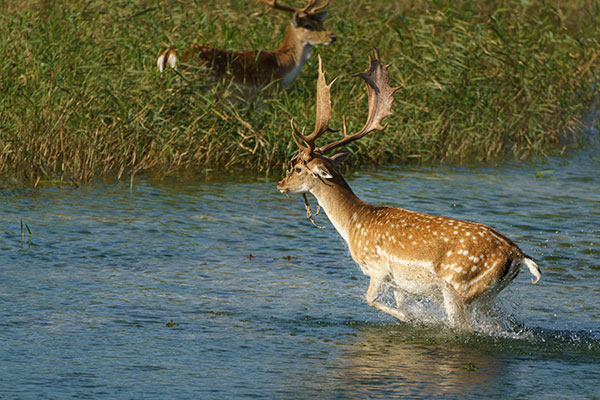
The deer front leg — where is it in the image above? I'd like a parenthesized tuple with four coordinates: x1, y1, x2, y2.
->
(366, 273, 407, 321)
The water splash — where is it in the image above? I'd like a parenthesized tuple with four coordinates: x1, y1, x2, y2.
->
(377, 284, 600, 354)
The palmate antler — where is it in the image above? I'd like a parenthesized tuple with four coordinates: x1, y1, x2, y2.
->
(291, 56, 337, 154)
(291, 49, 399, 157)
(257, 0, 329, 14)
(318, 49, 399, 154)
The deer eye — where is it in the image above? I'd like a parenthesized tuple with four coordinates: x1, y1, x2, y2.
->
(299, 21, 313, 29)
(295, 166, 303, 173)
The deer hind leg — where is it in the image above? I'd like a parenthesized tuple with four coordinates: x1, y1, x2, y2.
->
(441, 282, 472, 331)
(366, 273, 408, 322)
(393, 288, 407, 309)
(472, 297, 506, 332)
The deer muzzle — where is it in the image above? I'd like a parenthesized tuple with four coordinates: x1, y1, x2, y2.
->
(277, 180, 289, 194)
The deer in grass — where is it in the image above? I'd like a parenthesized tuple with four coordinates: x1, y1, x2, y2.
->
(277, 50, 541, 330)
(157, 0, 336, 93)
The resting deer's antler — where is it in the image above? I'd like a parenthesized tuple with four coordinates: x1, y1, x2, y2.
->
(257, 0, 301, 13)
(257, 0, 328, 14)
(318, 48, 399, 154)
(303, 0, 329, 13)
(291, 55, 337, 155)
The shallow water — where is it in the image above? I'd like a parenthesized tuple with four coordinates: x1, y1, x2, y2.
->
(1, 136, 599, 398)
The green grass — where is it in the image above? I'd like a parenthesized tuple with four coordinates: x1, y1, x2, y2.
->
(0, 0, 598, 185)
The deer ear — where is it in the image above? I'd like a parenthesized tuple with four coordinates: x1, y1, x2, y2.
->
(329, 151, 350, 167)
(314, 10, 328, 22)
(311, 164, 333, 179)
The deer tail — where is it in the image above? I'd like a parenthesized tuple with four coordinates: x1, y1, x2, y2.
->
(522, 257, 541, 284)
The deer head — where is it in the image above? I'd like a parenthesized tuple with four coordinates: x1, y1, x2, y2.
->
(258, 0, 336, 46)
(278, 49, 398, 197)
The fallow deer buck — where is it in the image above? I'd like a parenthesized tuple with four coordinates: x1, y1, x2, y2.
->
(157, 0, 336, 93)
(277, 50, 541, 330)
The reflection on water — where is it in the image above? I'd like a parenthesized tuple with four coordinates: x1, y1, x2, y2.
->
(335, 320, 600, 399)
(1, 127, 599, 398)
(338, 324, 505, 398)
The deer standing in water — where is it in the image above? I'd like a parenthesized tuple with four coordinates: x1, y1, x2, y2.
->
(277, 50, 541, 330)
(157, 0, 336, 93)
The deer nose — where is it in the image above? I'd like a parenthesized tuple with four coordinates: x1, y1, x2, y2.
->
(329, 34, 337, 44)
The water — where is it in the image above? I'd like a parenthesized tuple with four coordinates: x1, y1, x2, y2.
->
(1, 138, 599, 398)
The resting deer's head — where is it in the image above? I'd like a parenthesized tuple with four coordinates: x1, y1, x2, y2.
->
(259, 0, 336, 46)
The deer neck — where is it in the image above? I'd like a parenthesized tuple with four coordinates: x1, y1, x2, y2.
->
(310, 178, 367, 244)
(275, 23, 312, 89)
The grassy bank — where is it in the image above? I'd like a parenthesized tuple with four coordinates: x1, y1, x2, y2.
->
(0, 0, 598, 185)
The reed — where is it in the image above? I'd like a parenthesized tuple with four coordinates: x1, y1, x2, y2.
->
(0, 0, 598, 185)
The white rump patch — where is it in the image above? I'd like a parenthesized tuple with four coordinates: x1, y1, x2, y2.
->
(167, 52, 177, 69)
(157, 52, 177, 72)
(156, 54, 165, 72)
